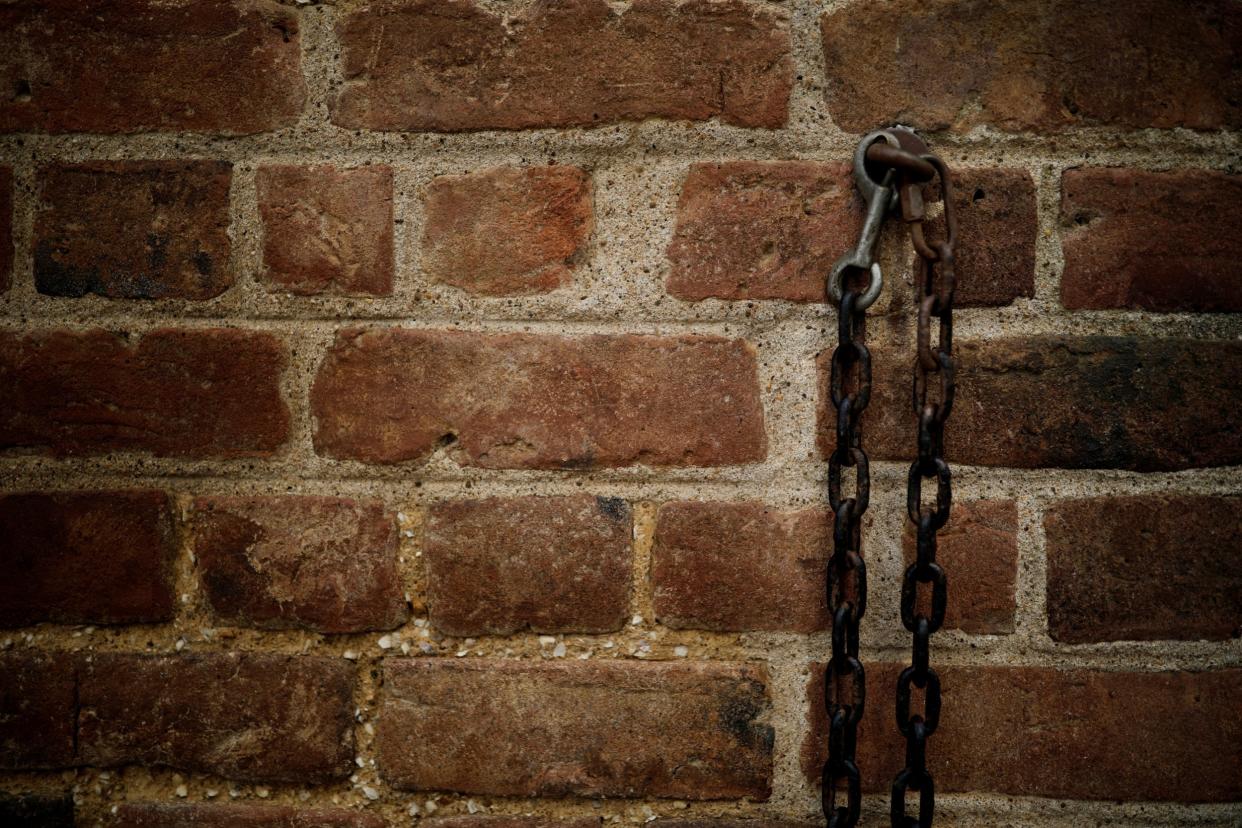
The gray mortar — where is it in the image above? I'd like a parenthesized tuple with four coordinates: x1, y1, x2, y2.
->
(1, 0, 1240, 825)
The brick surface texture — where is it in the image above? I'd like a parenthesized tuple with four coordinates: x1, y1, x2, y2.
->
(1, 0, 1239, 825)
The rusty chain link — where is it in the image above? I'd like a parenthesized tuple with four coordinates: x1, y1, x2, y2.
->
(821, 127, 957, 828)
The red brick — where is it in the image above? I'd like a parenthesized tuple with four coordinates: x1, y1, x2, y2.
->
(113, 804, 385, 828)
(424, 496, 631, 635)
(79, 653, 354, 783)
(0, 0, 304, 134)
(332, 0, 793, 131)
(900, 499, 1018, 635)
(804, 663, 1242, 801)
(425, 820, 600, 828)
(1045, 494, 1242, 643)
(820, 0, 1242, 134)
(0, 490, 175, 627)
(0, 166, 11, 292)
(191, 496, 407, 634)
(0, 651, 76, 770)
(0, 328, 288, 459)
(652, 501, 829, 633)
(666, 162, 860, 303)
(929, 168, 1035, 307)
(256, 165, 394, 297)
(422, 166, 593, 296)
(377, 659, 772, 799)
(822, 337, 1242, 471)
(34, 161, 233, 299)
(0, 793, 73, 827)
(655, 822, 811, 828)
(311, 329, 766, 468)
(1061, 168, 1242, 312)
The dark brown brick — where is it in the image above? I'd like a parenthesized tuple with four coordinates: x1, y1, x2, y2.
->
(655, 822, 812, 828)
(1061, 168, 1242, 312)
(0, 328, 289, 459)
(0, 651, 76, 770)
(34, 161, 233, 299)
(820, 0, 1242, 134)
(79, 653, 354, 783)
(191, 496, 407, 634)
(1045, 494, 1242, 643)
(0, 0, 304, 134)
(424, 496, 631, 635)
(821, 337, 1242, 471)
(666, 162, 860, 303)
(376, 659, 773, 799)
(422, 166, 593, 296)
(425, 820, 600, 828)
(311, 329, 766, 468)
(804, 663, 1242, 801)
(900, 499, 1018, 634)
(930, 168, 1036, 307)
(256, 165, 395, 297)
(332, 0, 792, 131)
(652, 501, 829, 632)
(0, 490, 176, 627)
(0, 166, 11, 292)
(0, 793, 73, 827)
(113, 804, 386, 828)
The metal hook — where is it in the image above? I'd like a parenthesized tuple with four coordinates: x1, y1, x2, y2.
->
(826, 130, 901, 310)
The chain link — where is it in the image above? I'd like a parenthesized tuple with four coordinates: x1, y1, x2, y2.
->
(820, 127, 957, 828)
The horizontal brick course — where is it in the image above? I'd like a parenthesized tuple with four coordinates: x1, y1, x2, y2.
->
(804, 663, 1242, 801)
(0, 652, 76, 770)
(34, 161, 233, 300)
(0, 490, 175, 627)
(424, 496, 632, 635)
(377, 658, 773, 799)
(824, 337, 1242, 471)
(332, 0, 793, 131)
(1045, 494, 1242, 642)
(113, 804, 386, 828)
(0, 0, 305, 134)
(191, 496, 407, 634)
(820, 0, 1242, 133)
(1061, 168, 1242, 312)
(652, 501, 829, 632)
(0, 328, 289, 459)
(311, 329, 766, 468)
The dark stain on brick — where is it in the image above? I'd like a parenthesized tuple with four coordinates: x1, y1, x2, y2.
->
(595, 496, 629, 522)
(717, 683, 773, 754)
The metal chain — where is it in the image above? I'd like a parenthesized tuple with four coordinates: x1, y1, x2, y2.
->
(821, 127, 957, 828)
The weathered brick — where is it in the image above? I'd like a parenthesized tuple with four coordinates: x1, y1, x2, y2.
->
(1045, 494, 1242, 643)
(113, 804, 386, 828)
(0, 652, 76, 770)
(425, 820, 600, 828)
(311, 329, 766, 468)
(652, 501, 829, 632)
(0, 0, 304, 134)
(0, 328, 288, 459)
(256, 165, 394, 297)
(900, 499, 1018, 634)
(79, 653, 354, 783)
(804, 664, 1242, 801)
(0, 490, 176, 627)
(655, 822, 812, 828)
(422, 166, 593, 296)
(820, 0, 1242, 134)
(424, 496, 631, 635)
(666, 162, 860, 303)
(666, 163, 1033, 306)
(191, 496, 407, 634)
(332, 0, 792, 131)
(377, 659, 773, 799)
(1061, 168, 1242, 312)
(0, 793, 73, 827)
(0, 166, 11, 292)
(34, 161, 233, 299)
(821, 337, 1242, 471)
(930, 168, 1035, 307)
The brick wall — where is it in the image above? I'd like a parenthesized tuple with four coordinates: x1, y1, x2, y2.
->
(0, 1, 1239, 826)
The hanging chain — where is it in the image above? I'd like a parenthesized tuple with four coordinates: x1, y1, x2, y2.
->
(820, 127, 957, 828)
